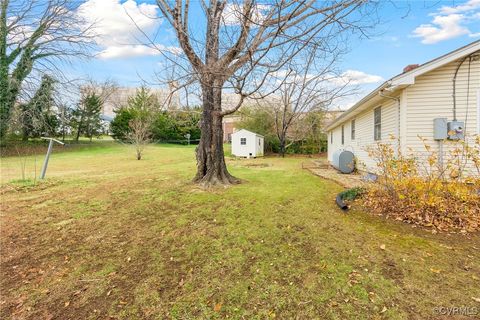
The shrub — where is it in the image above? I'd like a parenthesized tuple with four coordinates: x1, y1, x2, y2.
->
(111, 108, 201, 144)
(362, 136, 480, 232)
(110, 107, 135, 141)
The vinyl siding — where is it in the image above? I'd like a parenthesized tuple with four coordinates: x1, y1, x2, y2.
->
(328, 50, 480, 176)
(231, 130, 263, 157)
(328, 126, 342, 162)
(328, 98, 398, 172)
(405, 54, 480, 175)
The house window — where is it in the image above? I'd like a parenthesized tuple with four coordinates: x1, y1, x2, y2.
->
(351, 119, 356, 140)
(374, 107, 381, 141)
(330, 132, 333, 144)
(341, 125, 345, 145)
(258, 139, 261, 146)
(240, 137, 246, 145)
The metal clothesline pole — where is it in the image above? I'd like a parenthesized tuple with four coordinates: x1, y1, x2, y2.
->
(40, 137, 64, 179)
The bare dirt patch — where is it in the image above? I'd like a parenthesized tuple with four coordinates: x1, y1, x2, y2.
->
(1, 145, 479, 319)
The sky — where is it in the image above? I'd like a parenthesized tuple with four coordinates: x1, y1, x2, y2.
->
(64, 0, 480, 108)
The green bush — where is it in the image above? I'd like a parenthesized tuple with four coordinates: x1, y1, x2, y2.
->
(110, 108, 134, 141)
(111, 108, 201, 144)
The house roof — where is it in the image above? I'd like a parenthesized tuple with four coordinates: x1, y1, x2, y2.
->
(325, 40, 480, 131)
(232, 129, 264, 138)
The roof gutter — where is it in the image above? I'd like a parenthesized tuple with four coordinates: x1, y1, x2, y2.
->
(325, 81, 392, 131)
(325, 40, 480, 132)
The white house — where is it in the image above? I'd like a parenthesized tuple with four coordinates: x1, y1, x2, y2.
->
(231, 129, 264, 158)
(326, 40, 480, 175)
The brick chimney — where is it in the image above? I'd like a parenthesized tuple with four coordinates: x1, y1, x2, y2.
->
(403, 64, 420, 73)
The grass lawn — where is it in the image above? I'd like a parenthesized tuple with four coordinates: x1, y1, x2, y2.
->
(1, 142, 479, 319)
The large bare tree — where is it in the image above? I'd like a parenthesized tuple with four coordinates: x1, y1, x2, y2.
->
(0, 0, 94, 140)
(265, 46, 354, 157)
(155, 0, 378, 186)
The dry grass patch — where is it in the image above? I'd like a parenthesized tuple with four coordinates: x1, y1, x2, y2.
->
(1, 143, 479, 319)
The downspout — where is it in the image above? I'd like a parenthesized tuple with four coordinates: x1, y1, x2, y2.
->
(452, 54, 474, 121)
(379, 89, 401, 155)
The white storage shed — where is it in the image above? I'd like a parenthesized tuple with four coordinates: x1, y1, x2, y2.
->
(231, 129, 264, 158)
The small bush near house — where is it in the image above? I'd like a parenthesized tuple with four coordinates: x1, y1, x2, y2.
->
(362, 136, 480, 232)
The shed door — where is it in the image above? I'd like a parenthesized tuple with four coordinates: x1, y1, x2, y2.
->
(257, 137, 263, 155)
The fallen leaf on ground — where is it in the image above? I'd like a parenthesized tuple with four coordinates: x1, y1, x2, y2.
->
(214, 302, 222, 312)
(380, 244, 386, 250)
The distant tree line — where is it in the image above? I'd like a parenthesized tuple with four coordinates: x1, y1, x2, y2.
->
(0, 0, 95, 142)
(237, 107, 328, 155)
(5, 81, 201, 148)
(6, 73, 326, 156)
(110, 87, 201, 145)
(5, 77, 109, 143)
(6, 75, 108, 141)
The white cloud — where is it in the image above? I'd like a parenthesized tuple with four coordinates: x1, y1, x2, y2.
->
(269, 69, 383, 88)
(439, 0, 480, 14)
(331, 70, 384, 86)
(97, 44, 181, 59)
(77, 0, 179, 59)
(412, 0, 480, 44)
(222, 3, 270, 26)
(331, 93, 364, 110)
(413, 14, 470, 44)
(6, 17, 33, 44)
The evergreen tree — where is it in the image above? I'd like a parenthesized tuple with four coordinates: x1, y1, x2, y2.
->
(110, 107, 134, 141)
(126, 86, 159, 116)
(0, 0, 94, 140)
(73, 93, 103, 141)
(111, 87, 157, 141)
(20, 75, 57, 140)
(57, 104, 74, 142)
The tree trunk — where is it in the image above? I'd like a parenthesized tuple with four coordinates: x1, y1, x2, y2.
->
(0, 2, 9, 141)
(193, 82, 240, 187)
(75, 127, 81, 141)
(279, 136, 286, 158)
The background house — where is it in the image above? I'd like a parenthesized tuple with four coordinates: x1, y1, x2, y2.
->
(222, 115, 241, 142)
(221, 93, 281, 143)
(326, 40, 480, 176)
(231, 129, 264, 158)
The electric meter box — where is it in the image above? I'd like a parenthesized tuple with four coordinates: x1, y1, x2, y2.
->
(447, 121, 465, 140)
(433, 118, 448, 140)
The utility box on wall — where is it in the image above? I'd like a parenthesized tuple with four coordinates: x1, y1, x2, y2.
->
(447, 121, 465, 140)
(433, 118, 448, 140)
